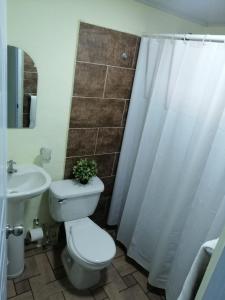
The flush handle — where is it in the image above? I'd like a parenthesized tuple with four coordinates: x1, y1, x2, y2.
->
(58, 199, 66, 204)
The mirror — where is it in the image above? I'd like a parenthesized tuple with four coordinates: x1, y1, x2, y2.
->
(7, 46, 38, 128)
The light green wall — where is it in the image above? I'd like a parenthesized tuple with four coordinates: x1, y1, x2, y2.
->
(7, 0, 204, 228)
(206, 26, 225, 34)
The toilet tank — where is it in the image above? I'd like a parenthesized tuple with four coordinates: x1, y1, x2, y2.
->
(49, 177, 104, 222)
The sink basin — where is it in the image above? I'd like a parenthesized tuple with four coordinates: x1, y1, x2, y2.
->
(7, 164, 51, 202)
(7, 164, 51, 279)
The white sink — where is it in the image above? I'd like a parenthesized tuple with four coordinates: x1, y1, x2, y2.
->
(7, 164, 51, 279)
(7, 164, 51, 202)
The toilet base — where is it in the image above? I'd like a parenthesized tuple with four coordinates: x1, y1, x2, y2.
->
(62, 247, 101, 289)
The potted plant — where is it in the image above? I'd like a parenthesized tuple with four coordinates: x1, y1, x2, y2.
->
(73, 158, 97, 184)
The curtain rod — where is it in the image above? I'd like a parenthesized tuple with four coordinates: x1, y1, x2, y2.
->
(144, 34, 225, 44)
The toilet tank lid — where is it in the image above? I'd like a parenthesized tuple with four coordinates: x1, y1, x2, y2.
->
(50, 177, 104, 199)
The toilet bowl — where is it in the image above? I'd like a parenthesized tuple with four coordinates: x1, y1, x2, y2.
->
(62, 218, 116, 289)
(49, 177, 116, 289)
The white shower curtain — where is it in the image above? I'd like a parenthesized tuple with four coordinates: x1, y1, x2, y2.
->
(108, 37, 225, 300)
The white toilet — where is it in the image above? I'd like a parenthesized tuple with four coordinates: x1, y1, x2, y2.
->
(49, 177, 116, 289)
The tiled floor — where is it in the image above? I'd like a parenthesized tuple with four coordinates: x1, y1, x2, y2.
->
(7, 232, 165, 300)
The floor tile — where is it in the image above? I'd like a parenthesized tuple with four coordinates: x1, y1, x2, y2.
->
(14, 256, 40, 283)
(112, 256, 136, 277)
(120, 284, 149, 300)
(24, 247, 45, 258)
(100, 265, 126, 291)
(24, 244, 52, 258)
(7, 280, 16, 298)
(47, 292, 65, 300)
(91, 287, 107, 300)
(115, 246, 124, 258)
(53, 267, 66, 280)
(8, 238, 166, 300)
(35, 253, 55, 283)
(104, 283, 123, 300)
(106, 230, 116, 240)
(47, 249, 63, 269)
(133, 271, 148, 293)
(146, 292, 162, 300)
(14, 279, 30, 295)
(63, 288, 94, 300)
(122, 274, 136, 288)
(10, 291, 33, 300)
(30, 277, 65, 300)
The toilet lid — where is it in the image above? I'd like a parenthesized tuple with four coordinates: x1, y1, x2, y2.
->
(69, 219, 116, 264)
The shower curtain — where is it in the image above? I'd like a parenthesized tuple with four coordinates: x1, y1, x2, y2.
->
(0, 0, 7, 298)
(108, 37, 225, 299)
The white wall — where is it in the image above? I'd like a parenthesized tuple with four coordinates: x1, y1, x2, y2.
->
(196, 228, 225, 299)
(7, 0, 204, 227)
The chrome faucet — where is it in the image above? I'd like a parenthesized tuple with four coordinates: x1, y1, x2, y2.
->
(7, 160, 17, 174)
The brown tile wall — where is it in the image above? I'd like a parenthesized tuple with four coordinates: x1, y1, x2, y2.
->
(65, 22, 140, 226)
(23, 52, 38, 127)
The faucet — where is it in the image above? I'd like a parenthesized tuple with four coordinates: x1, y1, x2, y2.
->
(7, 160, 17, 174)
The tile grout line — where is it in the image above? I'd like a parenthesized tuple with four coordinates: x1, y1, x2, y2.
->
(120, 100, 127, 127)
(45, 251, 57, 281)
(102, 66, 108, 98)
(24, 247, 52, 258)
(94, 128, 100, 155)
(12, 280, 16, 297)
(99, 175, 115, 180)
(28, 277, 36, 300)
(77, 60, 135, 71)
(109, 262, 134, 293)
(61, 291, 66, 300)
(14, 272, 41, 285)
(119, 283, 143, 294)
(69, 126, 124, 130)
(113, 254, 162, 297)
(14, 278, 29, 295)
(72, 95, 130, 101)
(66, 151, 120, 159)
(111, 153, 117, 176)
(27, 278, 35, 300)
(69, 127, 96, 130)
(89, 287, 108, 300)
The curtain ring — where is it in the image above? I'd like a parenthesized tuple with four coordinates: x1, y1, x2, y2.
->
(202, 35, 207, 45)
(183, 34, 187, 44)
(170, 34, 175, 44)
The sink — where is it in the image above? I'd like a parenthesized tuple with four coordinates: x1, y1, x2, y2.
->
(7, 164, 51, 279)
(7, 164, 51, 202)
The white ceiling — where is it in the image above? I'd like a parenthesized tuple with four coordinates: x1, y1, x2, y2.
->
(137, 0, 225, 26)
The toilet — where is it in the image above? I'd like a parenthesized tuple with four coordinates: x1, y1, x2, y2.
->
(49, 177, 116, 289)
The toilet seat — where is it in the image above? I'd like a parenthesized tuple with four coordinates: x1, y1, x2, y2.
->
(65, 218, 116, 266)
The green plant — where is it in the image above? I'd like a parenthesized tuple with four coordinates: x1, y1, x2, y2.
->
(73, 159, 97, 184)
